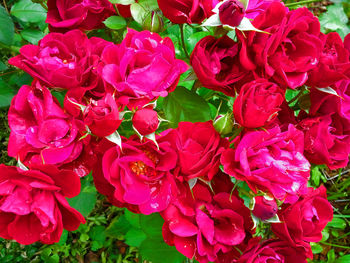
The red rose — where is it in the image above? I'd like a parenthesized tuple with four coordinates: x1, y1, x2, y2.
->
(238, 2, 322, 89)
(297, 80, 350, 169)
(132, 108, 159, 136)
(8, 83, 88, 171)
(272, 186, 333, 258)
(101, 29, 188, 109)
(237, 238, 307, 263)
(9, 30, 111, 91)
(0, 164, 85, 245)
(345, 33, 350, 56)
(221, 125, 310, 204)
(157, 0, 214, 24)
(96, 130, 178, 214)
(83, 93, 122, 137)
(218, 0, 245, 27)
(233, 79, 284, 128)
(307, 32, 350, 88)
(116, 4, 132, 18)
(297, 114, 350, 170)
(46, 0, 115, 32)
(252, 196, 278, 221)
(191, 35, 247, 96)
(173, 122, 228, 181)
(161, 182, 252, 263)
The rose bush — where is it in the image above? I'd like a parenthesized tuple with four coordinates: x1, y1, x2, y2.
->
(1, 0, 347, 261)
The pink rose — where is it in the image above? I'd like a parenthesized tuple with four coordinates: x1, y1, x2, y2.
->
(8, 83, 88, 171)
(173, 122, 228, 181)
(96, 131, 178, 214)
(233, 79, 285, 128)
(245, 0, 283, 20)
(132, 108, 159, 136)
(238, 2, 322, 89)
(101, 29, 188, 108)
(191, 35, 248, 96)
(46, 0, 115, 32)
(0, 164, 85, 245)
(161, 182, 252, 263)
(307, 32, 350, 88)
(237, 238, 307, 263)
(221, 125, 310, 204)
(272, 186, 333, 258)
(9, 30, 111, 91)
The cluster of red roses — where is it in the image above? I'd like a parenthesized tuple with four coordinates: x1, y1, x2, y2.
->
(1, 0, 348, 262)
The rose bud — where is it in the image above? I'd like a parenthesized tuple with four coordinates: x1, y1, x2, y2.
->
(219, 0, 245, 27)
(132, 108, 159, 136)
(252, 196, 278, 220)
(213, 113, 234, 136)
(143, 11, 164, 33)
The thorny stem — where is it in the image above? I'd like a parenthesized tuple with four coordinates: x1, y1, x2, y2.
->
(180, 24, 190, 59)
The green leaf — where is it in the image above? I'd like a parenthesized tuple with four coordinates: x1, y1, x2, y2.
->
(105, 215, 131, 238)
(103, 16, 127, 30)
(124, 209, 141, 228)
(186, 31, 210, 54)
(327, 249, 336, 263)
(319, 5, 350, 38)
(109, 0, 135, 4)
(327, 218, 347, 230)
(311, 165, 322, 186)
(139, 238, 186, 263)
(0, 61, 8, 71)
(11, 0, 47, 23)
(335, 255, 350, 263)
(130, 0, 158, 25)
(0, 79, 15, 108)
(163, 86, 212, 127)
(68, 177, 97, 217)
(130, 3, 146, 25)
(89, 225, 107, 251)
(21, 29, 45, 45)
(125, 228, 147, 247)
(311, 242, 323, 254)
(0, 6, 14, 46)
(58, 230, 68, 245)
(139, 213, 164, 239)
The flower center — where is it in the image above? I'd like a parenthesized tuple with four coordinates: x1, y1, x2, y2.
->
(130, 161, 147, 176)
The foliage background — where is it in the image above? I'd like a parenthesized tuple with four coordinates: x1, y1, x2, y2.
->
(0, 0, 349, 262)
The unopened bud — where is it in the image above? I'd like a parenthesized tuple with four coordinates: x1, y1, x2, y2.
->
(143, 11, 164, 33)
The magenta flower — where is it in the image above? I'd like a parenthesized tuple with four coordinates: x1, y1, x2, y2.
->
(221, 124, 310, 204)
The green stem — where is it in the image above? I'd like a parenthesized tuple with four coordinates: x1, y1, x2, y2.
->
(180, 24, 190, 59)
(320, 242, 350, 249)
(39, 1, 48, 11)
(285, 0, 321, 7)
